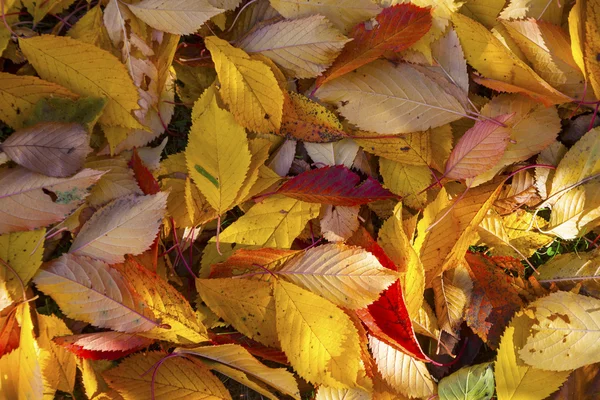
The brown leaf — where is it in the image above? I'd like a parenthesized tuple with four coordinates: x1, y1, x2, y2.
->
(1, 122, 91, 178)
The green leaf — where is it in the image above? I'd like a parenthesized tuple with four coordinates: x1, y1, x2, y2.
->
(438, 363, 495, 400)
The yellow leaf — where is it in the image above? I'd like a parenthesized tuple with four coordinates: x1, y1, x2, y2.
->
(103, 352, 231, 399)
(269, 0, 380, 33)
(583, 0, 600, 103)
(233, 138, 271, 205)
(401, 0, 463, 62)
(355, 125, 453, 169)
(419, 180, 503, 285)
(186, 95, 251, 214)
(519, 291, 600, 371)
(186, 177, 219, 226)
(22, 0, 75, 24)
(0, 72, 78, 129)
(380, 160, 431, 209)
(378, 203, 424, 318)
(0, 304, 43, 400)
(451, 13, 571, 105)
(176, 344, 301, 399)
(495, 310, 570, 400)
(460, 0, 506, 28)
(502, 19, 586, 99)
(237, 15, 349, 78)
(432, 264, 472, 334)
(0, 229, 45, 301)
(69, 193, 167, 264)
(275, 243, 399, 309)
(214, 195, 321, 248)
(205, 36, 284, 133)
(316, 387, 371, 400)
(568, 0, 586, 77)
(274, 280, 363, 388)
(37, 314, 77, 396)
(19, 35, 143, 134)
(126, 0, 224, 35)
(369, 336, 436, 399)
(67, 5, 112, 49)
(34, 254, 158, 332)
(113, 258, 208, 344)
(315, 60, 466, 134)
(196, 278, 279, 347)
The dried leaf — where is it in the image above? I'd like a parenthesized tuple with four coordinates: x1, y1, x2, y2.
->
(1, 122, 91, 177)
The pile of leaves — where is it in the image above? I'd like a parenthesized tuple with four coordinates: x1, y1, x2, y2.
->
(3, 0, 600, 398)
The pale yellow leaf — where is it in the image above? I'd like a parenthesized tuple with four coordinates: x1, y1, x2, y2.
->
(369, 335, 436, 399)
(269, 0, 380, 33)
(127, 0, 224, 35)
(70, 193, 167, 264)
(0, 167, 103, 234)
(275, 243, 398, 309)
(519, 291, 600, 371)
(495, 310, 570, 400)
(186, 95, 251, 214)
(274, 280, 363, 388)
(196, 278, 278, 347)
(430, 28, 469, 93)
(500, 0, 564, 26)
(535, 140, 566, 200)
(34, 254, 158, 332)
(205, 36, 284, 133)
(19, 35, 143, 132)
(85, 156, 143, 207)
(233, 138, 272, 205)
(0, 72, 78, 129)
(321, 205, 360, 242)
(315, 60, 466, 134)
(176, 344, 300, 399)
(103, 352, 231, 399)
(238, 15, 349, 78)
(537, 249, 600, 298)
(304, 139, 360, 168)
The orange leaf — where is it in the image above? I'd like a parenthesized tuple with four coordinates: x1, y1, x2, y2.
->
(316, 4, 432, 87)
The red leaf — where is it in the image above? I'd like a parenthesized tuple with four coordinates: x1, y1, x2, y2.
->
(129, 148, 160, 195)
(54, 332, 155, 360)
(275, 165, 397, 206)
(347, 227, 428, 361)
(208, 332, 289, 365)
(464, 252, 524, 349)
(0, 310, 20, 357)
(316, 4, 432, 87)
